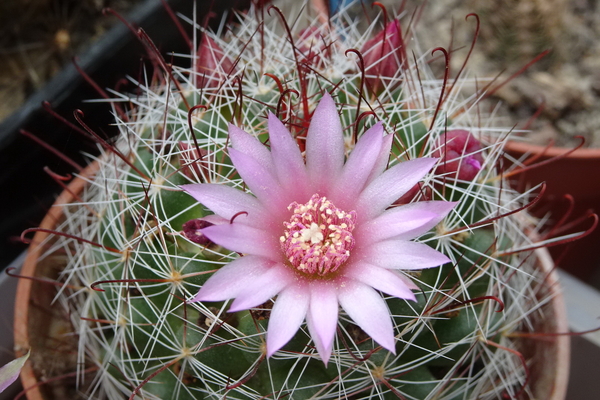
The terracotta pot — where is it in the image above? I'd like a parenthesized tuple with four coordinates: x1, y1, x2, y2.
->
(528, 245, 570, 400)
(14, 160, 570, 400)
(505, 141, 600, 281)
(14, 162, 99, 400)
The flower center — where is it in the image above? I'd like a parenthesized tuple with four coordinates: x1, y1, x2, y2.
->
(280, 194, 357, 276)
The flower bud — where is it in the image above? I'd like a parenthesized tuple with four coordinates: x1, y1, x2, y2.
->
(434, 129, 484, 181)
(196, 35, 236, 88)
(182, 219, 214, 245)
(361, 19, 405, 92)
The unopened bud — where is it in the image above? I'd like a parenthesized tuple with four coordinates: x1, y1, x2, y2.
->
(182, 219, 214, 245)
(361, 19, 405, 93)
(434, 130, 483, 181)
(196, 35, 236, 88)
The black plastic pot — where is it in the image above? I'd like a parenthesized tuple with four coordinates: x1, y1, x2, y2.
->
(0, 0, 250, 271)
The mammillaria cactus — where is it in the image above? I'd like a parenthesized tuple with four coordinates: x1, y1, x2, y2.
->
(19, 1, 574, 399)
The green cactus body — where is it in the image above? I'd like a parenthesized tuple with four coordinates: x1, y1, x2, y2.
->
(37, 1, 559, 399)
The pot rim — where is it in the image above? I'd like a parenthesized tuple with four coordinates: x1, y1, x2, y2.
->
(13, 161, 99, 400)
(506, 139, 600, 159)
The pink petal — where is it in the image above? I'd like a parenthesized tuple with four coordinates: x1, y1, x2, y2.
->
(268, 113, 311, 197)
(228, 123, 274, 171)
(229, 263, 294, 312)
(345, 263, 416, 301)
(305, 93, 345, 192)
(228, 148, 287, 210)
(367, 133, 393, 185)
(365, 239, 450, 270)
(267, 284, 310, 357)
(356, 201, 457, 244)
(198, 214, 228, 225)
(201, 222, 281, 259)
(332, 122, 383, 207)
(0, 351, 29, 393)
(191, 256, 275, 302)
(181, 183, 267, 224)
(356, 157, 438, 220)
(306, 282, 339, 364)
(338, 281, 395, 353)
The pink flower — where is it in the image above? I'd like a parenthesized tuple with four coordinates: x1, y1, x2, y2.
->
(361, 19, 406, 92)
(196, 35, 236, 88)
(434, 129, 484, 181)
(182, 94, 454, 363)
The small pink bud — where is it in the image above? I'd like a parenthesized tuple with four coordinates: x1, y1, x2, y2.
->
(182, 219, 214, 245)
(361, 19, 406, 92)
(196, 35, 236, 88)
(434, 130, 484, 181)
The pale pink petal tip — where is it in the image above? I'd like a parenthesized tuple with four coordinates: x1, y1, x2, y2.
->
(190, 256, 273, 303)
(307, 284, 339, 364)
(305, 92, 345, 190)
(0, 351, 30, 393)
(339, 282, 396, 353)
(266, 286, 310, 357)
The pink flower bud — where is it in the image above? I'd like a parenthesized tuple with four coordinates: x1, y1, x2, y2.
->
(361, 19, 406, 92)
(182, 219, 214, 245)
(434, 130, 484, 181)
(196, 35, 236, 88)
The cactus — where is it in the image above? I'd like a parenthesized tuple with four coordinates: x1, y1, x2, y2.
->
(28, 1, 568, 399)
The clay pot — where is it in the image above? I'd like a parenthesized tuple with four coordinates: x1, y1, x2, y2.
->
(528, 245, 570, 400)
(505, 141, 600, 281)
(14, 162, 99, 400)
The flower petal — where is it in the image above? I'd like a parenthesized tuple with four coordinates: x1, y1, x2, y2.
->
(367, 131, 393, 185)
(191, 255, 275, 302)
(345, 263, 416, 301)
(338, 281, 395, 353)
(332, 122, 383, 207)
(228, 123, 273, 171)
(356, 157, 438, 219)
(356, 201, 457, 244)
(229, 263, 294, 312)
(267, 284, 310, 357)
(201, 222, 280, 259)
(0, 351, 29, 393)
(181, 183, 267, 223)
(268, 113, 311, 198)
(365, 239, 450, 270)
(229, 148, 287, 210)
(305, 93, 345, 191)
(306, 282, 339, 364)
